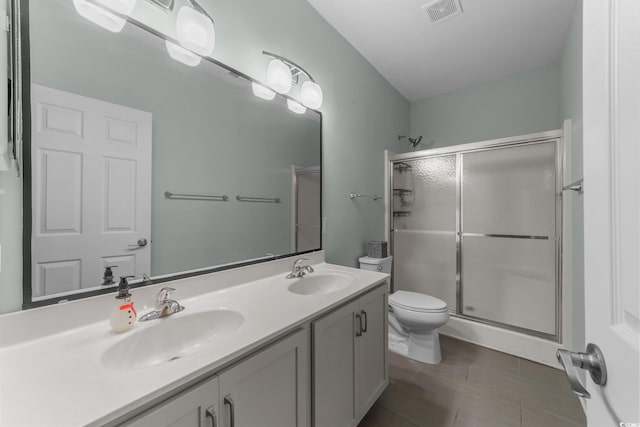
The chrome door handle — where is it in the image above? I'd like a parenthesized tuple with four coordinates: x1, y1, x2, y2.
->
(128, 238, 148, 247)
(205, 406, 217, 427)
(224, 395, 235, 427)
(355, 313, 362, 337)
(556, 343, 607, 399)
(361, 310, 368, 333)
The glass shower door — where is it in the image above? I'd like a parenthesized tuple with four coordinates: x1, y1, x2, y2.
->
(460, 141, 558, 337)
(392, 155, 457, 309)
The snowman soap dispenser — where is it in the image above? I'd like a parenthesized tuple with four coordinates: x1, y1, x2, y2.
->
(110, 276, 137, 333)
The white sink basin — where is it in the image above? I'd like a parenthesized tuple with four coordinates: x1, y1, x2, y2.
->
(102, 310, 244, 370)
(287, 271, 357, 295)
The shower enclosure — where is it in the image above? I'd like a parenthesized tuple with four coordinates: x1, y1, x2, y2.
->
(387, 133, 563, 341)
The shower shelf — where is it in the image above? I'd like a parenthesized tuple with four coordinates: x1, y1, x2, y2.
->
(393, 189, 413, 196)
(393, 162, 412, 172)
(393, 211, 411, 217)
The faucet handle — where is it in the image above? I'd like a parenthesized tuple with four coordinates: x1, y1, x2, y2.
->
(294, 258, 309, 268)
(156, 287, 176, 305)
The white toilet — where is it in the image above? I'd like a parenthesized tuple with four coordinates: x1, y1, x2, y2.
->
(359, 256, 449, 364)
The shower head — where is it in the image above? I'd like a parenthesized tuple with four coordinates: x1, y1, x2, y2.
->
(398, 135, 423, 151)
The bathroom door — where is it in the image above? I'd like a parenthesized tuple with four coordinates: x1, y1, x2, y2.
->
(581, 0, 640, 424)
(30, 85, 152, 298)
(292, 166, 321, 252)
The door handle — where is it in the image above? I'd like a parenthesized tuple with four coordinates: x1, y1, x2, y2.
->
(556, 343, 607, 399)
(128, 238, 148, 247)
(205, 406, 217, 427)
(224, 395, 235, 427)
(355, 313, 362, 337)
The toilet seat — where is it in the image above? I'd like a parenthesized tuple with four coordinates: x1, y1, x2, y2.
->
(389, 291, 448, 313)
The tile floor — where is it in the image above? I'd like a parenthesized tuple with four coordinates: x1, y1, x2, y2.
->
(359, 335, 587, 427)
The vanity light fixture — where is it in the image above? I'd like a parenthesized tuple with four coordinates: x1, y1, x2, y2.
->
(262, 51, 324, 109)
(74, 0, 215, 67)
(165, 40, 202, 67)
(251, 82, 276, 100)
(72, 0, 132, 33)
(287, 99, 307, 115)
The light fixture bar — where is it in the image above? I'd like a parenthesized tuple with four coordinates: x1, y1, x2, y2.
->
(185, 0, 214, 23)
(262, 51, 315, 82)
(148, 0, 174, 12)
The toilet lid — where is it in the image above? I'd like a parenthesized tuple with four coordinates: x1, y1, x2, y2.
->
(389, 291, 448, 312)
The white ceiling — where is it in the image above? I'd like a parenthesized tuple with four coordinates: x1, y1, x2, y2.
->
(305, 0, 577, 102)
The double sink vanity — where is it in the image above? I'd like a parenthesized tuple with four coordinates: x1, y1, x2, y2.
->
(0, 251, 389, 426)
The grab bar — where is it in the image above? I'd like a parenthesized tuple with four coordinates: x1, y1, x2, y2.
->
(236, 196, 281, 203)
(165, 191, 228, 201)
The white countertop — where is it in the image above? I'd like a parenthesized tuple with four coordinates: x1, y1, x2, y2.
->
(0, 255, 387, 426)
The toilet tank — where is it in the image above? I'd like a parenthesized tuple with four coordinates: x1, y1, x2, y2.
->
(359, 256, 393, 290)
(359, 256, 393, 274)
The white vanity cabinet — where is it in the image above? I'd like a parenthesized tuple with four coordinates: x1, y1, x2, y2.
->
(218, 328, 309, 427)
(312, 284, 388, 427)
(123, 376, 219, 427)
(121, 328, 308, 427)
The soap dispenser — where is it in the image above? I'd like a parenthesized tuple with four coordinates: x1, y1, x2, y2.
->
(110, 276, 137, 333)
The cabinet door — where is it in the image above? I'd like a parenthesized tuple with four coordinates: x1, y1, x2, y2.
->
(357, 285, 388, 415)
(124, 376, 219, 427)
(219, 328, 309, 427)
(312, 300, 360, 427)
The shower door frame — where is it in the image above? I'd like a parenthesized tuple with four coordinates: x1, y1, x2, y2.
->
(386, 129, 565, 342)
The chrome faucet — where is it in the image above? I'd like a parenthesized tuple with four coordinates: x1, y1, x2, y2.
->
(286, 258, 314, 279)
(139, 287, 185, 321)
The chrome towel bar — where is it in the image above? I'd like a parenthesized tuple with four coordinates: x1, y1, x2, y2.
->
(349, 193, 382, 201)
(236, 196, 280, 203)
(165, 191, 228, 201)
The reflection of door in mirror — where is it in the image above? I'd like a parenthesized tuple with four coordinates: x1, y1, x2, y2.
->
(31, 85, 152, 299)
(292, 166, 321, 252)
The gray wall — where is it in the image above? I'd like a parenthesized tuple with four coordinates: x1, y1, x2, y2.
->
(410, 63, 563, 148)
(561, 0, 584, 353)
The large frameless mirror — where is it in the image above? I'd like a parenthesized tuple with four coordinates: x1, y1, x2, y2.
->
(21, 0, 322, 307)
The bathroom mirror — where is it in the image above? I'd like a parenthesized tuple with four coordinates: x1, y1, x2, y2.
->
(22, 0, 322, 306)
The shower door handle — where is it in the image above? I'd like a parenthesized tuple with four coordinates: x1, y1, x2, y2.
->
(556, 343, 607, 398)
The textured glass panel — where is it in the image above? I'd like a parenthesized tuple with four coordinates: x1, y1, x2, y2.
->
(462, 142, 556, 236)
(462, 236, 556, 335)
(392, 155, 456, 231)
(393, 230, 456, 309)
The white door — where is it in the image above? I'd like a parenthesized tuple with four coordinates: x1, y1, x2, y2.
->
(581, 0, 640, 424)
(31, 84, 152, 298)
(291, 165, 321, 252)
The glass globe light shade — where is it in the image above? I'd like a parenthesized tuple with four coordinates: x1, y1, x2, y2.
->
(266, 59, 292, 94)
(176, 6, 215, 57)
(300, 80, 323, 109)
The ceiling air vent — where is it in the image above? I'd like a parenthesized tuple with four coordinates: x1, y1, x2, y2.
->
(422, 0, 463, 25)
